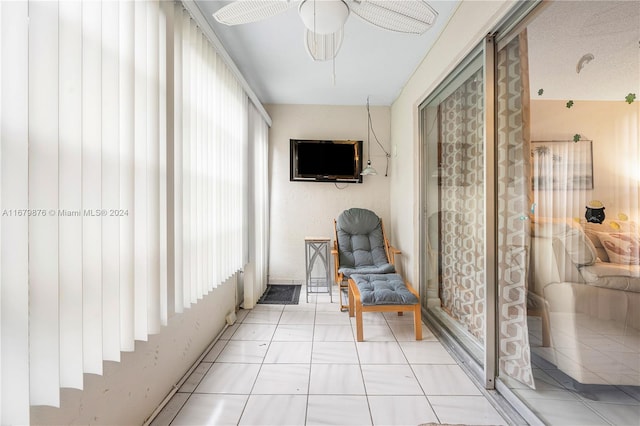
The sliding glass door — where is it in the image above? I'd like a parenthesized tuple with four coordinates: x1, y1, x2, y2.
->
(496, 2, 640, 424)
(420, 51, 486, 365)
(420, 1, 640, 424)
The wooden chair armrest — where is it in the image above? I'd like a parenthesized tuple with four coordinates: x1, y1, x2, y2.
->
(331, 249, 341, 284)
(388, 245, 401, 265)
(405, 280, 419, 298)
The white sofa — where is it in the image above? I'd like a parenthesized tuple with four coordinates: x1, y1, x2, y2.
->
(529, 218, 640, 385)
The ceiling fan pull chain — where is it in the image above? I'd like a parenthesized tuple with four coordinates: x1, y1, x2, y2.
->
(313, 0, 317, 56)
(332, 34, 336, 86)
(332, 57, 336, 86)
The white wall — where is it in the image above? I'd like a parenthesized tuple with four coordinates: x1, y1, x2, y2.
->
(30, 277, 236, 425)
(266, 104, 391, 283)
(389, 1, 518, 284)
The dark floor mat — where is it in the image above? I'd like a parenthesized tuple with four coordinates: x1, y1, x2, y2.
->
(257, 284, 301, 305)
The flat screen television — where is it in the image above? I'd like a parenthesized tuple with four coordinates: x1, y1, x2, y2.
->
(290, 139, 363, 183)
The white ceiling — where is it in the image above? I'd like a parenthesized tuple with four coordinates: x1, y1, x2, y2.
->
(194, 1, 640, 106)
(526, 1, 639, 101)
(194, 0, 461, 106)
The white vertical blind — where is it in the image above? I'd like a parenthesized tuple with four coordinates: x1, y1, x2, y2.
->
(59, 0, 84, 388)
(1, 9, 2, 413)
(0, 0, 269, 421)
(119, 0, 136, 353)
(172, 8, 249, 310)
(173, 2, 184, 314)
(159, 0, 171, 324)
(102, 0, 122, 363)
(194, 30, 202, 300)
(146, 0, 161, 335)
(28, 1, 60, 406)
(82, 0, 104, 376)
(1, 2, 30, 424)
(134, 0, 149, 341)
(188, 21, 198, 303)
(205, 47, 215, 292)
(245, 102, 270, 308)
(181, 8, 192, 307)
(0, 3, 2, 417)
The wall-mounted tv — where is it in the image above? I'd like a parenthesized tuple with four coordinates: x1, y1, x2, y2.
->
(290, 139, 363, 183)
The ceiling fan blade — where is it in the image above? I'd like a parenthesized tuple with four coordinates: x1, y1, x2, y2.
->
(213, 0, 297, 26)
(304, 28, 344, 61)
(347, 0, 438, 34)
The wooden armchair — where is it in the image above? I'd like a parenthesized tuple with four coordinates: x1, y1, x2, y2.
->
(331, 208, 401, 310)
(331, 208, 421, 341)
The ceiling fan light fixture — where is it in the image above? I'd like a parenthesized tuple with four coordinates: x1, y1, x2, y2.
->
(305, 29, 343, 61)
(299, 0, 350, 34)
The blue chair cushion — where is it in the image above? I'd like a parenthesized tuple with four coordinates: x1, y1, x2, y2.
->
(336, 208, 394, 275)
(338, 263, 395, 277)
(351, 273, 418, 306)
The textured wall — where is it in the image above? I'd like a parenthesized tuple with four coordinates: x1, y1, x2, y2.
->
(389, 0, 518, 284)
(31, 277, 236, 425)
(266, 104, 392, 283)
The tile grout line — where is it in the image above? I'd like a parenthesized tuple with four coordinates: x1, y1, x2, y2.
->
(160, 324, 234, 426)
(235, 305, 284, 424)
(351, 313, 372, 425)
(166, 288, 519, 425)
(304, 285, 318, 426)
(385, 312, 444, 425)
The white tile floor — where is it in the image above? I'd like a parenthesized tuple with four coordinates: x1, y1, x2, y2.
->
(501, 317, 640, 425)
(151, 288, 509, 426)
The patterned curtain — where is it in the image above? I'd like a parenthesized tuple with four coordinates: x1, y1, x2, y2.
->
(438, 69, 485, 344)
(496, 31, 535, 388)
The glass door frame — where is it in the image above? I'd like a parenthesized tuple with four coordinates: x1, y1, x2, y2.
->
(418, 43, 487, 376)
(417, 0, 543, 405)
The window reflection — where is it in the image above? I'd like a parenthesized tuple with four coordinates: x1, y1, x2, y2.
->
(504, 1, 640, 423)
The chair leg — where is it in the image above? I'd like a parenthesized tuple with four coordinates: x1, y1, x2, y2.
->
(348, 279, 364, 341)
(348, 281, 355, 318)
(413, 304, 422, 340)
(355, 302, 364, 342)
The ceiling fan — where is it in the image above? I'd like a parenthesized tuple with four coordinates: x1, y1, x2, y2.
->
(212, 0, 438, 61)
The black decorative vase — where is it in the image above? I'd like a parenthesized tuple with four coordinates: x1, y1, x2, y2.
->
(585, 201, 605, 224)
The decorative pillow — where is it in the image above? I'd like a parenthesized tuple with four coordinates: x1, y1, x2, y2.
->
(560, 226, 598, 266)
(583, 220, 638, 262)
(532, 217, 597, 266)
(596, 232, 640, 265)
